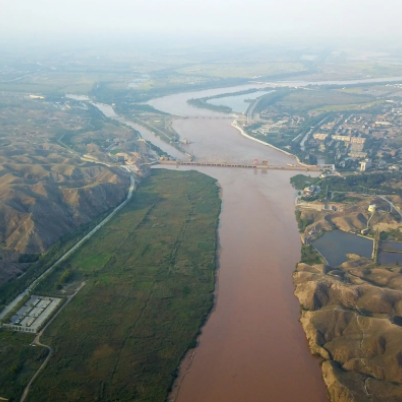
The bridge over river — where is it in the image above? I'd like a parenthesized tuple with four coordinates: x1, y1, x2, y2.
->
(182, 115, 235, 120)
(159, 160, 326, 172)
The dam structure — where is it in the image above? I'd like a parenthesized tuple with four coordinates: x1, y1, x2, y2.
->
(159, 159, 329, 172)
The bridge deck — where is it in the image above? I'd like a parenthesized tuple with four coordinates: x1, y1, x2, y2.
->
(183, 116, 234, 120)
(159, 160, 323, 172)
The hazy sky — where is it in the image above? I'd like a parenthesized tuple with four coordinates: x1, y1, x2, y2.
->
(2, 0, 402, 42)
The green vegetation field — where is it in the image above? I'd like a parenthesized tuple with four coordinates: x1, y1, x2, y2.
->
(27, 169, 221, 402)
(269, 88, 373, 114)
(176, 62, 307, 78)
(291, 173, 402, 196)
(300, 244, 323, 265)
(0, 332, 47, 401)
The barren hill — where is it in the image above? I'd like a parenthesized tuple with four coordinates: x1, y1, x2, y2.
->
(294, 260, 402, 402)
(0, 141, 129, 256)
(0, 93, 133, 286)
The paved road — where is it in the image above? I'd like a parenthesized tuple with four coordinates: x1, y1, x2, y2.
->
(245, 90, 275, 124)
(379, 195, 402, 218)
(300, 116, 330, 151)
(0, 174, 135, 321)
(20, 282, 86, 402)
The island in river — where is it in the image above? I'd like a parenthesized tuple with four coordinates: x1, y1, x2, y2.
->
(10, 77, 402, 402)
(75, 79, 402, 402)
(64, 80, 402, 402)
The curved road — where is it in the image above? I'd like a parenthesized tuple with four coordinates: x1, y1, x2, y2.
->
(379, 195, 402, 218)
(13, 174, 135, 401)
(20, 282, 86, 402)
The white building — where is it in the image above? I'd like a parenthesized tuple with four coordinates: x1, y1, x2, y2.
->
(360, 160, 371, 171)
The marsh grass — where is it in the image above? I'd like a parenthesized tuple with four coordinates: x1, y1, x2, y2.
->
(28, 169, 221, 402)
(0, 331, 47, 401)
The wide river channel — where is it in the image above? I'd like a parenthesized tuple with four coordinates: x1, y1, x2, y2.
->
(85, 78, 402, 401)
(148, 86, 327, 402)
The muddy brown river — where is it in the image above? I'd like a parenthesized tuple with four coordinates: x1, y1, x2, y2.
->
(81, 78, 402, 401)
(164, 167, 327, 402)
(148, 86, 328, 402)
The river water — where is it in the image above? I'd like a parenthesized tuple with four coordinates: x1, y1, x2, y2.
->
(267, 76, 402, 87)
(149, 86, 297, 165)
(79, 77, 402, 401)
(66, 94, 185, 160)
(149, 87, 328, 402)
(161, 166, 327, 402)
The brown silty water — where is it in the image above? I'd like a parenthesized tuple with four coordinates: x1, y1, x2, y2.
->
(148, 87, 328, 402)
(90, 80, 402, 401)
(166, 167, 327, 402)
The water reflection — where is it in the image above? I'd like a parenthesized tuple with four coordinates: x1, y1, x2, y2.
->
(379, 241, 402, 265)
(313, 230, 373, 266)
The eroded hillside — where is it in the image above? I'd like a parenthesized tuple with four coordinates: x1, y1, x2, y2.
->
(0, 93, 134, 285)
(294, 258, 402, 402)
(0, 144, 129, 255)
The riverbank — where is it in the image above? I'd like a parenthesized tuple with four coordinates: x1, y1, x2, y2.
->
(147, 85, 329, 402)
(231, 119, 295, 157)
(5, 170, 221, 402)
(231, 119, 330, 170)
(292, 180, 402, 401)
(66, 95, 186, 161)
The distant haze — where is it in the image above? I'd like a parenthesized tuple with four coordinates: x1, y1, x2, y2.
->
(2, 0, 402, 44)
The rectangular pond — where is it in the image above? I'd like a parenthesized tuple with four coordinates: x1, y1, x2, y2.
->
(379, 241, 402, 266)
(312, 230, 373, 267)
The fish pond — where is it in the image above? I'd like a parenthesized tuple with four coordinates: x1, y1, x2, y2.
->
(379, 241, 402, 266)
(313, 230, 373, 267)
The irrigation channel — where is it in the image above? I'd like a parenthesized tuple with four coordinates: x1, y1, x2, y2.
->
(23, 77, 402, 401)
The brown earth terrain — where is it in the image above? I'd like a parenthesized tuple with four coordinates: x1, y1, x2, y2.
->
(0, 93, 135, 286)
(299, 195, 400, 244)
(0, 261, 30, 285)
(294, 258, 402, 402)
(0, 143, 129, 256)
